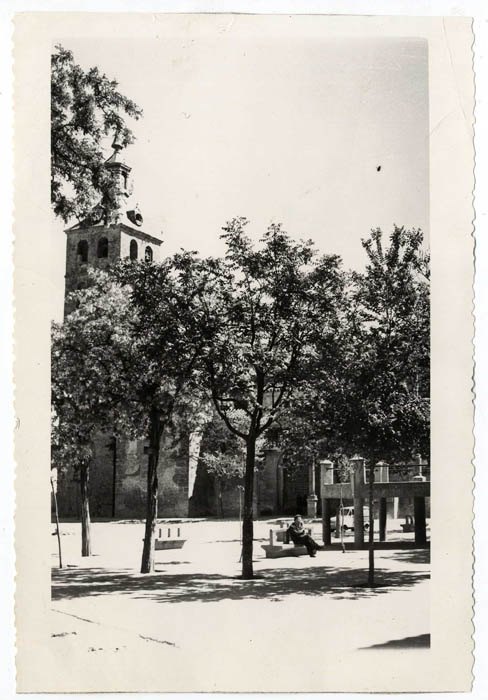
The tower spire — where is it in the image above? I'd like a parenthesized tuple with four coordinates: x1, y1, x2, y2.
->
(103, 130, 132, 224)
(111, 128, 124, 153)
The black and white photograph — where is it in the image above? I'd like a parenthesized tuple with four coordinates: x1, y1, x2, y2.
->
(11, 11, 476, 694)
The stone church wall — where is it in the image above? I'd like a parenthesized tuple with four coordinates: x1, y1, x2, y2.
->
(57, 430, 198, 520)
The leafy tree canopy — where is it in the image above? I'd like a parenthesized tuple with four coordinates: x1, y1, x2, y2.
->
(194, 218, 346, 577)
(51, 271, 138, 476)
(342, 226, 430, 464)
(51, 45, 142, 223)
(269, 226, 430, 472)
(198, 218, 345, 443)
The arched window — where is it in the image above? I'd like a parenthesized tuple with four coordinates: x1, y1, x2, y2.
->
(77, 240, 88, 263)
(145, 246, 153, 262)
(97, 237, 109, 258)
(130, 239, 138, 260)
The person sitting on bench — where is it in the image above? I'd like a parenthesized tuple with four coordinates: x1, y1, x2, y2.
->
(287, 515, 322, 557)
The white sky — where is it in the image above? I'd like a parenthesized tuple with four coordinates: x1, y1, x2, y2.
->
(51, 35, 428, 320)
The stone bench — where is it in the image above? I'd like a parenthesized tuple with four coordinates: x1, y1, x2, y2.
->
(154, 525, 186, 551)
(261, 527, 311, 559)
(400, 516, 415, 533)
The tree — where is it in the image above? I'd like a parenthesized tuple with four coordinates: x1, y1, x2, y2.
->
(319, 226, 430, 584)
(109, 254, 212, 573)
(51, 44, 142, 223)
(340, 227, 430, 459)
(264, 226, 429, 585)
(52, 256, 212, 571)
(51, 273, 136, 556)
(348, 226, 429, 585)
(196, 219, 345, 578)
(265, 388, 341, 481)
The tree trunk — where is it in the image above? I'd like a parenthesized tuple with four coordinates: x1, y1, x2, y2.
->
(80, 462, 91, 557)
(241, 434, 256, 579)
(367, 462, 375, 586)
(141, 409, 162, 574)
(111, 435, 117, 519)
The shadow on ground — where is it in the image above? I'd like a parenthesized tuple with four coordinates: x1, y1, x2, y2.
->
(360, 633, 430, 650)
(384, 549, 430, 565)
(52, 564, 429, 604)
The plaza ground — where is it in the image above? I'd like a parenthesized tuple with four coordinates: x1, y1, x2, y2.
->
(50, 518, 430, 692)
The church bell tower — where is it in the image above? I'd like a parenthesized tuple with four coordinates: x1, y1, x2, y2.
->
(63, 133, 162, 317)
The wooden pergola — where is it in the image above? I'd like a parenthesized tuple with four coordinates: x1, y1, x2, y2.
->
(320, 457, 430, 547)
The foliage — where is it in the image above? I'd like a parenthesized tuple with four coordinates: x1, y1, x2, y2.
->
(195, 218, 345, 576)
(51, 271, 138, 555)
(198, 218, 345, 444)
(109, 253, 213, 426)
(51, 44, 142, 223)
(198, 410, 245, 482)
(337, 226, 430, 464)
(53, 256, 216, 445)
(52, 255, 213, 568)
(51, 271, 138, 475)
(270, 226, 430, 469)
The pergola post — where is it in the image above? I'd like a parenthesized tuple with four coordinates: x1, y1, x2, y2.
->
(379, 497, 387, 541)
(320, 460, 334, 545)
(322, 499, 332, 545)
(334, 503, 341, 538)
(414, 497, 427, 545)
(307, 457, 318, 518)
(350, 456, 365, 546)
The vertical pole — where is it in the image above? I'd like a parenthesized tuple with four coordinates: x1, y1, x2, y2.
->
(309, 458, 315, 494)
(393, 496, 399, 520)
(340, 489, 345, 553)
(322, 499, 331, 545)
(321, 460, 334, 486)
(350, 457, 365, 547)
(252, 468, 259, 520)
(80, 462, 92, 557)
(416, 453, 423, 479)
(51, 476, 63, 569)
(277, 463, 284, 513)
(367, 461, 375, 585)
(334, 503, 341, 539)
(353, 498, 364, 546)
(379, 497, 387, 542)
(307, 455, 318, 518)
(238, 485, 243, 563)
(140, 411, 161, 574)
(414, 497, 427, 545)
